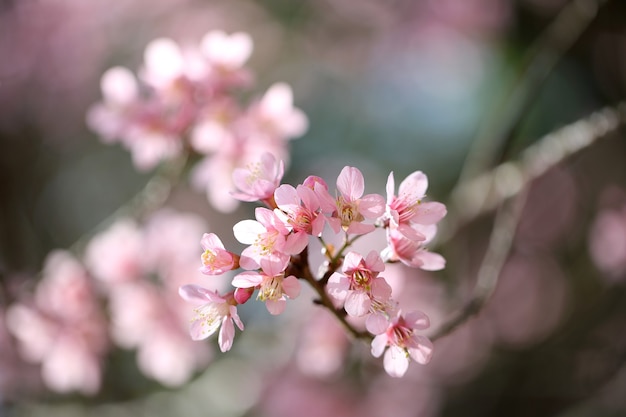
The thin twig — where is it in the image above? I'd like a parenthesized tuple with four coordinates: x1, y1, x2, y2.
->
(430, 102, 626, 340)
(68, 153, 190, 255)
(440, 102, 626, 244)
(459, 0, 608, 183)
(430, 187, 529, 341)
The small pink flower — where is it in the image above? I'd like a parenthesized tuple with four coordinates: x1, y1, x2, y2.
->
(178, 285, 243, 352)
(199, 233, 239, 275)
(6, 251, 109, 395)
(247, 83, 309, 141)
(327, 251, 391, 317)
(84, 219, 145, 286)
(233, 207, 304, 272)
(385, 171, 447, 241)
(383, 228, 446, 271)
(371, 310, 433, 377)
(327, 166, 385, 235)
(201, 30, 253, 71)
(231, 152, 284, 204)
(232, 266, 301, 315)
(274, 183, 325, 250)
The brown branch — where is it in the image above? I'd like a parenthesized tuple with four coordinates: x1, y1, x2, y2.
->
(430, 102, 626, 341)
(459, 0, 609, 183)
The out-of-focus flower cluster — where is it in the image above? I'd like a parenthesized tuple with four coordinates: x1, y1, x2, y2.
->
(87, 31, 308, 212)
(179, 152, 447, 377)
(5, 209, 217, 394)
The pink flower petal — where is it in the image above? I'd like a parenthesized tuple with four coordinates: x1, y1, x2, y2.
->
(218, 317, 235, 352)
(179, 285, 223, 304)
(337, 166, 364, 200)
(266, 298, 286, 315)
(327, 273, 350, 301)
(232, 272, 263, 288)
(344, 290, 371, 317)
(413, 202, 447, 225)
(398, 171, 428, 201)
(416, 251, 446, 271)
(366, 313, 389, 335)
(408, 336, 433, 364)
(404, 310, 430, 330)
(385, 172, 395, 205)
(384, 346, 410, 377)
(274, 184, 299, 208)
(282, 275, 301, 299)
(229, 306, 245, 331)
(359, 193, 386, 218)
(233, 220, 265, 244)
(201, 233, 226, 250)
(371, 334, 388, 358)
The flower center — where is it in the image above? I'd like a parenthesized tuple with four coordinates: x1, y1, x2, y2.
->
(258, 276, 282, 301)
(201, 249, 217, 266)
(337, 197, 363, 228)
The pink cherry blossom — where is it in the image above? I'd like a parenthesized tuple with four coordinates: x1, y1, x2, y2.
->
(178, 285, 243, 352)
(231, 152, 284, 204)
(383, 228, 446, 271)
(201, 30, 253, 71)
(371, 310, 433, 377)
(327, 166, 385, 235)
(385, 171, 447, 241)
(327, 251, 392, 317)
(6, 251, 109, 395)
(274, 183, 325, 250)
(84, 219, 145, 286)
(246, 83, 309, 141)
(233, 207, 304, 272)
(199, 233, 239, 275)
(232, 267, 301, 315)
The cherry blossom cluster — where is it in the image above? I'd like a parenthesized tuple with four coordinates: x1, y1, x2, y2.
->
(180, 152, 447, 377)
(5, 209, 217, 394)
(87, 31, 308, 212)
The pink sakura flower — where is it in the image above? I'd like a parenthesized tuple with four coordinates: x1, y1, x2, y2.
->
(325, 166, 386, 235)
(85, 66, 138, 143)
(84, 219, 145, 286)
(189, 99, 239, 155)
(178, 285, 243, 352)
(233, 207, 306, 272)
(383, 226, 446, 271)
(371, 310, 433, 378)
(246, 83, 309, 141)
(273, 182, 325, 249)
(327, 251, 392, 317)
(140, 38, 187, 92)
(385, 171, 447, 241)
(6, 251, 109, 395)
(201, 30, 253, 72)
(199, 233, 239, 275)
(232, 264, 301, 315)
(231, 152, 284, 205)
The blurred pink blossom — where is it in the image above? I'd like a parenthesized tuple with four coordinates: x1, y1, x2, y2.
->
(88, 30, 308, 212)
(589, 204, 626, 280)
(6, 251, 108, 395)
(84, 219, 145, 285)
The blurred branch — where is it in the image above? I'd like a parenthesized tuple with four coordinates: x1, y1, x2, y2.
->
(459, 0, 609, 183)
(441, 102, 626, 243)
(431, 102, 626, 341)
(68, 153, 190, 254)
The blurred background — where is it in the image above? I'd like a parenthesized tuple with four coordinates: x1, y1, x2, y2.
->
(2, 0, 626, 416)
